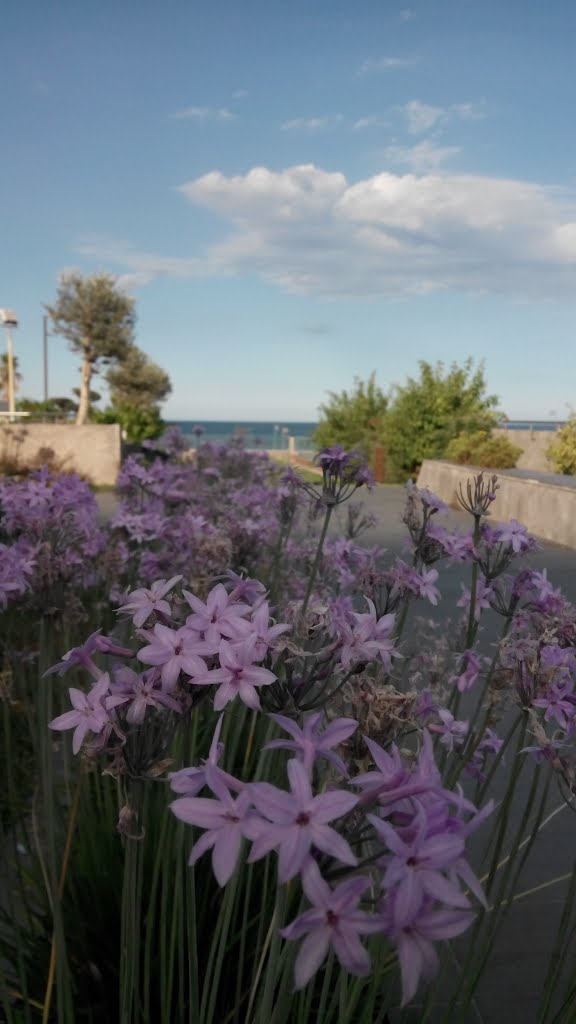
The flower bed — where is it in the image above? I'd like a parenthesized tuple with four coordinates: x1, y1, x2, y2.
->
(2, 438, 576, 1022)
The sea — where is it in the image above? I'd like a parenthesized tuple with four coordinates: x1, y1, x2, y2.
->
(166, 419, 564, 452)
(167, 420, 318, 451)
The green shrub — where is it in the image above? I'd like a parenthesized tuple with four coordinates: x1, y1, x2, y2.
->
(547, 417, 576, 475)
(92, 403, 165, 442)
(383, 359, 500, 479)
(445, 430, 522, 469)
(314, 372, 388, 458)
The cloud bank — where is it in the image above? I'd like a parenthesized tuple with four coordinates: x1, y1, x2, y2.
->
(177, 164, 576, 298)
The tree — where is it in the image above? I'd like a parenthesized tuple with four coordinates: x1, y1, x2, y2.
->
(383, 359, 499, 479)
(106, 345, 172, 409)
(18, 396, 77, 419)
(314, 373, 388, 457)
(73, 387, 102, 405)
(92, 402, 165, 442)
(46, 272, 135, 425)
(0, 353, 22, 401)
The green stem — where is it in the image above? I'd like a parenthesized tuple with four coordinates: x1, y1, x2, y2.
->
(300, 504, 333, 620)
(465, 515, 482, 649)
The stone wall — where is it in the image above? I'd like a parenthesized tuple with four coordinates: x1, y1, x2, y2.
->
(0, 422, 122, 485)
(493, 427, 557, 472)
(417, 459, 576, 547)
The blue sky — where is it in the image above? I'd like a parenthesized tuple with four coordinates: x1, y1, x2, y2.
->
(2, 0, 576, 421)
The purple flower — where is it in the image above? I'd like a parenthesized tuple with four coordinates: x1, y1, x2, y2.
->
(526, 568, 555, 603)
(339, 599, 399, 671)
(191, 637, 277, 711)
(413, 568, 441, 606)
(110, 668, 182, 725)
(264, 712, 357, 777)
(414, 689, 440, 721)
(492, 519, 534, 554)
(223, 570, 267, 606)
(451, 650, 482, 693)
(429, 710, 469, 752)
(457, 581, 493, 622)
(250, 601, 291, 658)
(313, 446, 373, 504)
(170, 716, 243, 795)
(428, 525, 476, 564)
(533, 679, 576, 731)
(383, 899, 475, 1005)
(353, 738, 415, 806)
(183, 583, 251, 646)
(45, 631, 134, 679)
(49, 674, 119, 754)
(117, 575, 182, 627)
(170, 767, 253, 886)
(369, 808, 469, 926)
(246, 759, 358, 882)
(137, 624, 208, 690)
(281, 859, 383, 989)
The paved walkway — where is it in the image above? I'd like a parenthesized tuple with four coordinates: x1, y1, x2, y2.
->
(344, 486, 576, 1023)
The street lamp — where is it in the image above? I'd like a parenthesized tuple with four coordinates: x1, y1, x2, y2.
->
(43, 314, 50, 402)
(0, 308, 18, 417)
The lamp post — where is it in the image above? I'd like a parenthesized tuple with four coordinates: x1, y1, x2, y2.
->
(0, 308, 18, 417)
(43, 314, 50, 402)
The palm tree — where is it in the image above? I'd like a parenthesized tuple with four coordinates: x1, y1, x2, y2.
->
(0, 353, 23, 401)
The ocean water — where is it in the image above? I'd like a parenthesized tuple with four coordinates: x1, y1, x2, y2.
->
(166, 419, 563, 452)
(168, 420, 318, 451)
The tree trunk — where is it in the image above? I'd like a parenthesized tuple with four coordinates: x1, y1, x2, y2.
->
(76, 355, 92, 425)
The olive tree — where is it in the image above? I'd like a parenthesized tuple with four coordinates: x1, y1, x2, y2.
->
(46, 272, 135, 425)
(106, 345, 172, 409)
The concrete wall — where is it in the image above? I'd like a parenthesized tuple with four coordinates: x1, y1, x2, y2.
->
(494, 427, 557, 472)
(417, 459, 576, 548)
(0, 423, 122, 485)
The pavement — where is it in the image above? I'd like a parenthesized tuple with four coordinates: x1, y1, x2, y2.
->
(343, 485, 576, 1024)
(97, 484, 576, 1022)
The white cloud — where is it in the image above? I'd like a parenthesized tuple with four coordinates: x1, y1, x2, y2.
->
(400, 99, 486, 135)
(404, 100, 446, 134)
(281, 115, 344, 132)
(399, 8, 416, 20)
(451, 101, 487, 121)
(231, 89, 249, 99)
(358, 55, 418, 74)
(79, 164, 576, 301)
(352, 115, 388, 131)
(384, 140, 461, 170)
(77, 238, 207, 280)
(170, 106, 235, 121)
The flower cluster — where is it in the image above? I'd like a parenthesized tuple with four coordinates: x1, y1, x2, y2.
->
(110, 439, 310, 600)
(48, 576, 291, 767)
(170, 716, 490, 1003)
(0, 468, 107, 619)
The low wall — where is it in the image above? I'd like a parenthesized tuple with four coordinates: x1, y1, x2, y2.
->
(0, 423, 122, 485)
(417, 460, 576, 548)
(493, 427, 556, 472)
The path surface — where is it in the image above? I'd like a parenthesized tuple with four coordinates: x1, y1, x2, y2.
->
(98, 484, 576, 1021)
(344, 487, 576, 1023)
